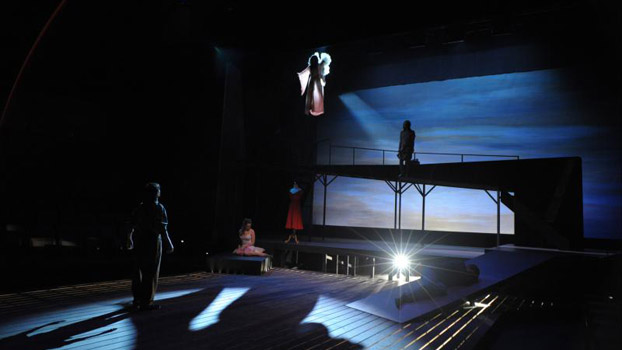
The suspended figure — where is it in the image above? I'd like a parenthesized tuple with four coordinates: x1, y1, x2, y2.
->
(298, 52, 332, 116)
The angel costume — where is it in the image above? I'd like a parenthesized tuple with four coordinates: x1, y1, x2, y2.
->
(298, 52, 332, 116)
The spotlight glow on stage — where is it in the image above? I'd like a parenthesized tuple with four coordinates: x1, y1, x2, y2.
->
(301, 295, 363, 346)
(392, 254, 410, 271)
(0, 288, 201, 350)
(189, 287, 250, 331)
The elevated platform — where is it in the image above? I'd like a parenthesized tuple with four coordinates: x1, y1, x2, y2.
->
(207, 254, 272, 275)
(258, 238, 484, 260)
(259, 238, 484, 279)
(316, 161, 510, 191)
(345, 244, 615, 323)
(314, 157, 584, 250)
(347, 248, 556, 323)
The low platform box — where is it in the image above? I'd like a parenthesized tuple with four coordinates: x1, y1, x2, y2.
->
(208, 254, 272, 275)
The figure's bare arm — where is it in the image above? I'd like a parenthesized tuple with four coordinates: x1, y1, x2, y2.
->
(163, 226, 174, 254)
(127, 228, 134, 250)
(161, 206, 174, 253)
(251, 230, 256, 246)
(127, 207, 137, 250)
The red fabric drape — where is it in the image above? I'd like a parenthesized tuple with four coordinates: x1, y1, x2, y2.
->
(285, 191, 304, 230)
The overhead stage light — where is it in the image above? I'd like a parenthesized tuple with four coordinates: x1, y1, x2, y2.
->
(392, 254, 410, 271)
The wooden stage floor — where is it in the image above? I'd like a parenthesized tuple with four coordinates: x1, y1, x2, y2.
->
(0, 268, 511, 350)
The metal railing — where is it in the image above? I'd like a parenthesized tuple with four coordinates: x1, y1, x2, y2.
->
(315, 139, 519, 166)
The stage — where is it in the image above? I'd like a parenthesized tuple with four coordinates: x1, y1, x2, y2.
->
(0, 268, 511, 350)
(0, 1, 620, 349)
(1, 241, 620, 350)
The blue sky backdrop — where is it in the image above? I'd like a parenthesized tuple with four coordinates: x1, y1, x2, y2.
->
(314, 68, 621, 238)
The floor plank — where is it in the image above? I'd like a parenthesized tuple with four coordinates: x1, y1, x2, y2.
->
(0, 268, 497, 350)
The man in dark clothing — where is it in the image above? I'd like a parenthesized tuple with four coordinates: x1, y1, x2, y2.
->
(398, 120, 416, 177)
(127, 182, 174, 310)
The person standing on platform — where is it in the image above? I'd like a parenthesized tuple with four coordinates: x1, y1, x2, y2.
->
(284, 182, 303, 244)
(127, 182, 174, 311)
(398, 120, 416, 177)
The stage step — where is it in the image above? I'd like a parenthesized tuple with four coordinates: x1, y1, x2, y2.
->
(208, 254, 272, 275)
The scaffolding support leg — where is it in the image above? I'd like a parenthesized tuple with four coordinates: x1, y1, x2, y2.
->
(346, 255, 350, 276)
(394, 184, 398, 229)
(371, 257, 375, 279)
(322, 254, 327, 273)
(497, 190, 501, 247)
(399, 181, 403, 244)
(336, 254, 339, 275)
(485, 189, 502, 247)
(422, 184, 426, 232)
(323, 174, 327, 241)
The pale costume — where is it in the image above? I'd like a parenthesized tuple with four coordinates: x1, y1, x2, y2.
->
(298, 52, 332, 116)
(233, 229, 267, 256)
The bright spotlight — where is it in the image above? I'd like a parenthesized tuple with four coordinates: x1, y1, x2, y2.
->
(392, 254, 410, 271)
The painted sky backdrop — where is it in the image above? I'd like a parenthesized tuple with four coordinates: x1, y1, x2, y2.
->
(313, 68, 621, 238)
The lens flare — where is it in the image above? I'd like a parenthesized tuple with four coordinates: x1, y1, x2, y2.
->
(392, 254, 410, 271)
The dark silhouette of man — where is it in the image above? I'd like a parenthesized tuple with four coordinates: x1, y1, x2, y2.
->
(127, 182, 174, 310)
(398, 120, 416, 177)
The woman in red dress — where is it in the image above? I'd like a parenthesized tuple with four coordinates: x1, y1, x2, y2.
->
(284, 182, 303, 244)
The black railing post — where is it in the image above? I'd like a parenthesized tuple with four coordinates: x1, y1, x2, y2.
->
(324, 144, 518, 165)
(322, 174, 328, 227)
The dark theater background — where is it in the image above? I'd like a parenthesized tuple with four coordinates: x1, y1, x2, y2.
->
(0, 1, 620, 350)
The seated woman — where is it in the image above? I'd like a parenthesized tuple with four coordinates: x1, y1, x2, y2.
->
(233, 218, 269, 257)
